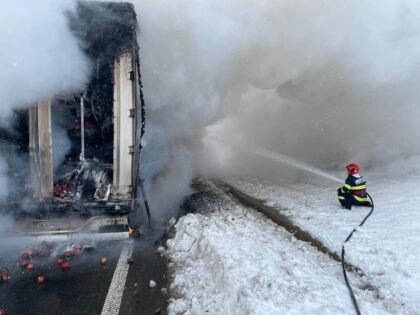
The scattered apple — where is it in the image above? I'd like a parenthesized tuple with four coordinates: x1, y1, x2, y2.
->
(127, 257, 134, 265)
(100, 257, 108, 265)
(37, 276, 45, 284)
(1, 268, 9, 282)
(26, 263, 34, 271)
(20, 261, 30, 268)
(61, 262, 70, 271)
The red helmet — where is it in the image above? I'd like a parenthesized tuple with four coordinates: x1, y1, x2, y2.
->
(346, 163, 360, 175)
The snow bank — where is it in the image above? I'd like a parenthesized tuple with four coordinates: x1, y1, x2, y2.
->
(227, 174, 420, 314)
(166, 182, 392, 314)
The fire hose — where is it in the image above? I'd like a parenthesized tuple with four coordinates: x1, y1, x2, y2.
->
(341, 193, 374, 315)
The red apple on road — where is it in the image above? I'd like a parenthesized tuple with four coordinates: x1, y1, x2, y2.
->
(37, 276, 45, 284)
(26, 263, 34, 271)
(1, 268, 9, 282)
(100, 257, 108, 265)
(20, 261, 30, 268)
(0, 308, 6, 315)
(61, 262, 70, 271)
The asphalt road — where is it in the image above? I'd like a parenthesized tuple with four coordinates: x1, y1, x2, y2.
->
(0, 231, 168, 315)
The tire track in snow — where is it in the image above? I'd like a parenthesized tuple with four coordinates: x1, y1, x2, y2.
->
(216, 181, 400, 313)
(221, 182, 363, 272)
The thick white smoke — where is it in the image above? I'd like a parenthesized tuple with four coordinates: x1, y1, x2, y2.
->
(131, 0, 420, 214)
(0, 0, 89, 116)
(0, 0, 89, 205)
(0, 158, 9, 199)
(0, 0, 416, 230)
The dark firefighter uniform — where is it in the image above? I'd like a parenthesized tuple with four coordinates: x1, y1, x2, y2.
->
(337, 174, 371, 210)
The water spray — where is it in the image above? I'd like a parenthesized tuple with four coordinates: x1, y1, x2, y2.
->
(215, 135, 377, 314)
(247, 143, 342, 184)
(209, 136, 342, 184)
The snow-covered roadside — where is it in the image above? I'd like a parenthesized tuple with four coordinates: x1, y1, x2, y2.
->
(166, 181, 394, 315)
(227, 174, 420, 314)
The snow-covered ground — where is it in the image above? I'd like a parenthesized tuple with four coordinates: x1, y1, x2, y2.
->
(166, 179, 412, 315)
(226, 173, 420, 314)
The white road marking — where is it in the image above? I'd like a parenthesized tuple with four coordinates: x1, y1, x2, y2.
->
(101, 241, 135, 315)
(6, 232, 129, 246)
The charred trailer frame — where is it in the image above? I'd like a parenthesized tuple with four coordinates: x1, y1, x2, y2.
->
(0, 2, 148, 239)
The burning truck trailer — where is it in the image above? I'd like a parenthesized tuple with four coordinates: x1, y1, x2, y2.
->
(0, 1, 149, 245)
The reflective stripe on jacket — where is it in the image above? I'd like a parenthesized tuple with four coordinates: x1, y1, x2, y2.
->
(341, 174, 368, 202)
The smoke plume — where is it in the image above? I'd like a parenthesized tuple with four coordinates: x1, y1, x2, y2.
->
(1, 0, 418, 223)
(131, 0, 420, 214)
(0, 0, 89, 116)
(0, 0, 89, 206)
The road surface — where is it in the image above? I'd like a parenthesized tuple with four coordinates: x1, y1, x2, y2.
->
(0, 231, 167, 315)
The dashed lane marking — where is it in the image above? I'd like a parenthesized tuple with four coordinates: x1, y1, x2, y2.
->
(101, 241, 135, 315)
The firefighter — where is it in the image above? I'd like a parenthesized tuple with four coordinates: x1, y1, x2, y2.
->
(337, 163, 371, 210)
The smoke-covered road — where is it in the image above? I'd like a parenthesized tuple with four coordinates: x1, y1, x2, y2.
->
(0, 235, 167, 315)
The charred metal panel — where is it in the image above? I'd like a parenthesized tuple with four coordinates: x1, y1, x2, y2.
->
(113, 52, 135, 198)
(0, 2, 145, 220)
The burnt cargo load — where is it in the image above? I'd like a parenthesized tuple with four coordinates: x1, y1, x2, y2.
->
(0, 1, 147, 239)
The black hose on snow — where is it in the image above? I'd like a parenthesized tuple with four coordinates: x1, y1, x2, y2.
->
(341, 193, 374, 315)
